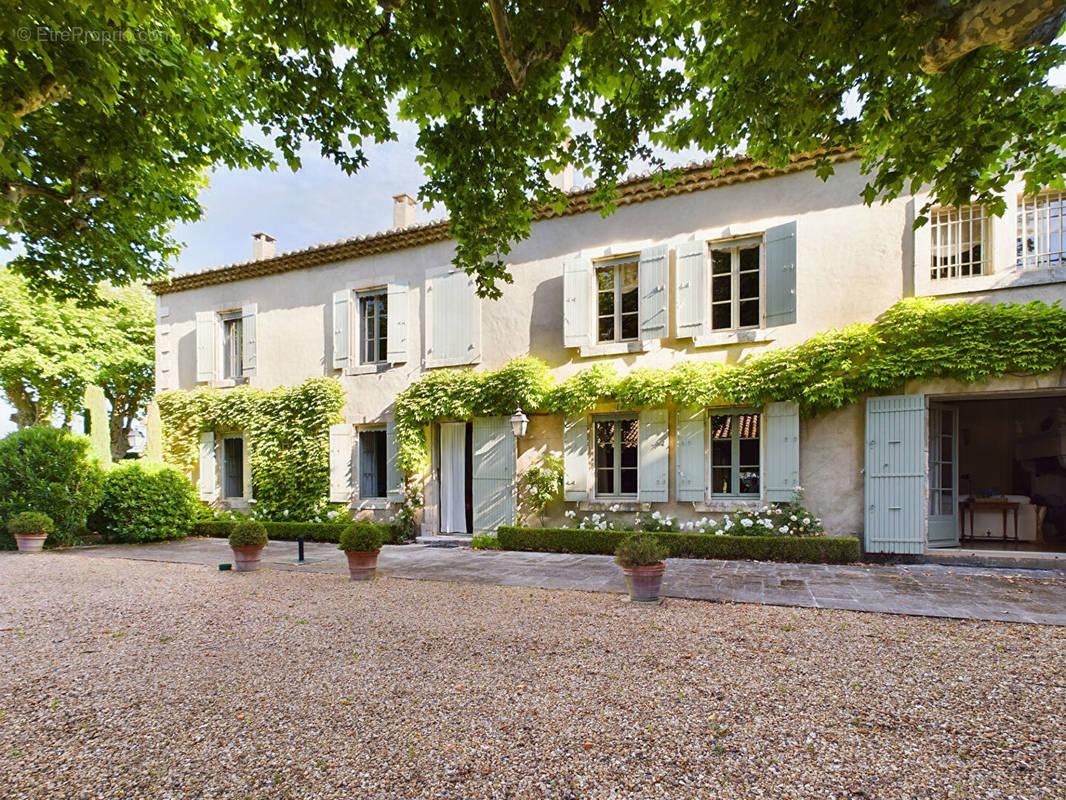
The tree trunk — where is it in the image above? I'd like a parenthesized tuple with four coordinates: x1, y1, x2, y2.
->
(4, 384, 49, 428)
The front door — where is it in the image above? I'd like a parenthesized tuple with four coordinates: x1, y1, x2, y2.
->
(439, 422, 468, 534)
(928, 404, 960, 548)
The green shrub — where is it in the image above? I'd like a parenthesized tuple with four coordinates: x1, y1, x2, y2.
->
(470, 534, 502, 550)
(0, 427, 103, 549)
(228, 521, 268, 548)
(192, 519, 402, 544)
(614, 534, 668, 567)
(7, 511, 54, 537)
(338, 522, 383, 552)
(89, 462, 198, 544)
(497, 527, 861, 564)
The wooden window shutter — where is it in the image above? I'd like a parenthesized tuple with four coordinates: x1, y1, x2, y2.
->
(764, 221, 797, 327)
(638, 245, 669, 340)
(638, 408, 669, 502)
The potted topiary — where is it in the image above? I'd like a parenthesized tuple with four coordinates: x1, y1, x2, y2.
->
(338, 522, 384, 581)
(615, 533, 669, 604)
(228, 521, 268, 572)
(7, 512, 54, 553)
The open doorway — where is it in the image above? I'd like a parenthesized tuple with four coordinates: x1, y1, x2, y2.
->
(439, 421, 473, 534)
(930, 394, 1066, 551)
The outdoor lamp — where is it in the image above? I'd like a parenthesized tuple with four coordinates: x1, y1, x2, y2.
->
(509, 408, 529, 439)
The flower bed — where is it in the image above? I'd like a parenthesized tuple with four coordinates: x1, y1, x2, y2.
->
(495, 526, 860, 564)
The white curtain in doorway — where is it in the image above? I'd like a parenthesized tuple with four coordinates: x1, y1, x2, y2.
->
(440, 422, 467, 534)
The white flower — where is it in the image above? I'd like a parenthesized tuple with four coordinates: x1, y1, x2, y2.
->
(790, 515, 797, 521)
(740, 518, 753, 528)
(652, 511, 662, 520)
(802, 517, 810, 525)
(779, 525, 789, 534)
(328, 510, 339, 519)
(565, 509, 576, 519)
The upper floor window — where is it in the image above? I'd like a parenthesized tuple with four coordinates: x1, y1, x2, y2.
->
(359, 290, 388, 364)
(221, 311, 244, 379)
(710, 411, 760, 497)
(1017, 190, 1064, 271)
(594, 415, 638, 497)
(710, 240, 760, 330)
(596, 259, 639, 343)
(930, 205, 987, 280)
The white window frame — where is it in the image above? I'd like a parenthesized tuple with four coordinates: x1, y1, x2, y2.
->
(221, 434, 252, 502)
(357, 289, 388, 365)
(592, 413, 640, 500)
(929, 204, 988, 281)
(1017, 190, 1065, 272)
(357, 425, 388, 502)
(220, 310, 244, 380)
(709, 236, 763, 332)
(708, 408, 762, 499)
(593, 255, 640, 344)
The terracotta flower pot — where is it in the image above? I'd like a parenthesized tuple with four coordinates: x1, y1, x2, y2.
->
(13, 533, 48, 553)
(231, 544, 266, 572)
(620, 562, 666, 604)
(344, 550, 381, 582)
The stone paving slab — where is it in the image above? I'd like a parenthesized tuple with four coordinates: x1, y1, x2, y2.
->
(39, 537, 1066, 625)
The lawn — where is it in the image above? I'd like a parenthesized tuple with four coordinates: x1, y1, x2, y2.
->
(1, 554, 1063, 799)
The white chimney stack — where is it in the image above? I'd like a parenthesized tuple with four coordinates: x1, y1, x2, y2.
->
(251, 232, 276, 261)
(393, 193, 416, 229)
(548, 163, 574, 193)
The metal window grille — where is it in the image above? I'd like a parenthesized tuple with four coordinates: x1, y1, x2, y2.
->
(930, 205, 986, 280)
(1017, 190, 1065, 271)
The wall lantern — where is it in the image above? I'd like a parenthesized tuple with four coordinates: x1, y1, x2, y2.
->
(509, 408, 529, 439)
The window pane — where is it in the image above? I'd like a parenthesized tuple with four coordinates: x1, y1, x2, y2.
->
(711, 439, 731, 468)
(739, 246, 759, 270)
(712, 303, 731, 330)
(739, 438, 759, 466)
(223, 438, 244, 498)
(711, 274, 731, 302)
(739, 470, 760, 495)
(711, 250, 731, 275)
(620, 468, 638, 495)
(711, 467, 732, 495)
(598, 317, 615, 342)
(739, 299, 759, 328)
(619, 262, 638, 292)
(621, 312, 639, 340)
(620, 285, 638, 314)
(620, 418, 639, 449)
(711, 415, 732, 441)
(596, 267, 615, 291)
(598, 290, 614, 316)
(595, 421, 616, 468)
(739, 270, 759, 300)
(596, 469, 615, 495)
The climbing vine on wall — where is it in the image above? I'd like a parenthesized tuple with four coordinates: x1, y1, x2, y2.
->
(394, 298, 1066, 471)
(156, 377, 345, 521)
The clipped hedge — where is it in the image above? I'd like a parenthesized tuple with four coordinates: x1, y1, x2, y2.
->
(193, 520, 404, 545)
(496, 527, 861, 564)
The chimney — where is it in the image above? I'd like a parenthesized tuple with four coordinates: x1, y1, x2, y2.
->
(547, 163, 574, 193)
(393, 193, 416, 229)
(251, 232, 276, 260)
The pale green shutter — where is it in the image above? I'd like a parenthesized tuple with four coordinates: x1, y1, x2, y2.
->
(675, 407, 706, 502)
(563, 414, 588, 502)
(639, 244, 669, 340)
(241, 304, 257, 377)
(332, 289, 350, 369)
(386, 282, 408, 364)
(329, 423, 353, 503)
(864, 394, 925, 555)
(428, 270, 479, 364)
(195, 311, 216, 383)
(563, 256, 591, 348)
(765, 221, 797, 327)
(764, 401, 800, 502)
(675, 241, 706, 338)
(472, 416, 516, 533)
(638, 408, 669, 502)
(385, 420, 404, 502)
(198, 432, 217, 501)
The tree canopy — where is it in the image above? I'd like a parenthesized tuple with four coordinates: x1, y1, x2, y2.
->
(3, 0, 1065, 299)
(0, 269, 154, 458)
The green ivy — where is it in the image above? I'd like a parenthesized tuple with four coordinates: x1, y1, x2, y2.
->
(157, 377, 345, 521)
(395, 298, 1066, 471)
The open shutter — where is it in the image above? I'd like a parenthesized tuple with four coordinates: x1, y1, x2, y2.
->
(198, 432, 217, 501)
(563, 414, 589, 502)
(639, 408, 669, 502)
(427, 270, 479, 365)
(241, 304, 257, 377)
(675, 241, 706, 338)
(675, 407, 706, 502)
(385, 420, 404, 502)
(765, 221, 797, 327)
(639, 244, 669, 340)
(563, 256, 591, 348)
(329, 423, 353, 503)
(472, 417, 516, 533)
(386, 282, 409, 364)
(195, 311, 216, 383)
(764, 401, 800, 502)
(864, 394, 925, 555)
(332, 289, 350, 370)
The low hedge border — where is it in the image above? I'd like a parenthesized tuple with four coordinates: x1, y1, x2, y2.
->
(496, 526, 861, 564)
(193, 520, 405, 545)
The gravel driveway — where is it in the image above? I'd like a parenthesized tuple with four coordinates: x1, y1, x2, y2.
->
(2, 554, 1064, 799)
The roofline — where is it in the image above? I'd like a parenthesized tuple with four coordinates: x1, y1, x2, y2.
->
(151, 146, 858, 295)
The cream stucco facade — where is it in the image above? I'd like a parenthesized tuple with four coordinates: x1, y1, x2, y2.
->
(153, 156, 1066, 552)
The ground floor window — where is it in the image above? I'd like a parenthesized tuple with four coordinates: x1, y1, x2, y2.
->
(222, 436, 245, 498)
(359, 428, 387, 498)
(594, 416, 638, 497)
(710, 412, 761, 496)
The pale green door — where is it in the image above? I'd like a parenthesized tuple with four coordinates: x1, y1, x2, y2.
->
(864, 395, 925, 555)
(471, 417, 516, 534)
(927, 404, 960, 548)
